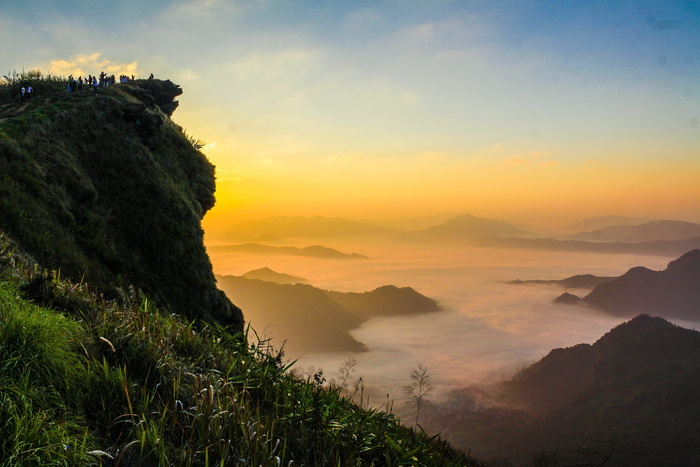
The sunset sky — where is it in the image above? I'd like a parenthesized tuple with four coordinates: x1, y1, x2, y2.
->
(3, 0, 699, 228)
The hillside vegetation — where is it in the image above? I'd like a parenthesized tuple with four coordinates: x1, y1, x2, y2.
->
(0, 234, 475, 465)
(0, 72, 475, 465)
(0, 72, 241, 328)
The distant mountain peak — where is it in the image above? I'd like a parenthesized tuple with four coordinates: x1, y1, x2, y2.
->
(569, 220, 700, 243)
(557, 250, 700, 320)
(400, 212, 533, 242)
(241, 267, 308, 284)
(597, 314, 675, 343)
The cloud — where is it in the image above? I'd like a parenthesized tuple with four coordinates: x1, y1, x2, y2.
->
(45, 53, 139, 78)
(541, 160, 559, 167)
(164, 0, 241, 21)
(228, 49, 321, 82)
(393, 17, 492, 48)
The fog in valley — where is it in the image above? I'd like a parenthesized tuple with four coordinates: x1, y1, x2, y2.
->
(207, 220, 685, 405)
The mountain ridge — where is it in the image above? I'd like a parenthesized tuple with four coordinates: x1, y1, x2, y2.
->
(399, 213, 533, 242)
(569, 220, 700, 242)
(428, 314, 700, 466)
(214, 215, 392, 242)
(216, 275, 441, 354)
(208, 242, 368, 259)
(241, 267, 308, 284)
(555, 249, 700, 319)
(562, 215, 653, 232)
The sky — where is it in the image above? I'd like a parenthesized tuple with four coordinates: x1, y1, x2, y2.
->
(2, 0, 699, 228)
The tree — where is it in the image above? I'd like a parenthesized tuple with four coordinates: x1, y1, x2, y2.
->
(403, 363, 434, 428)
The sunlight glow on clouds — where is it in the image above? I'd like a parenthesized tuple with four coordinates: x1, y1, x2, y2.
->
(45, 53, 139, 78)
(7, 0, 698, 225)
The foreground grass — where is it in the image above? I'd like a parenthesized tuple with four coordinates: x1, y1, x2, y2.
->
(0, 234, 478, 466)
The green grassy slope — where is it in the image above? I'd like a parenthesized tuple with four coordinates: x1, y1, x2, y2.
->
(0, 233, 477, 466)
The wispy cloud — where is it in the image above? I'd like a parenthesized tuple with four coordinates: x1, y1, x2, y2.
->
(45, 53, 139, 78)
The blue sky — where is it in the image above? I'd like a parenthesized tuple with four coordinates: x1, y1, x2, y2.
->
(2, 0, 698, 224)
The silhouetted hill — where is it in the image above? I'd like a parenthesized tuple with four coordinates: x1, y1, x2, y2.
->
(216, 276, 440, 354)
(374, 212, 460, 231)
(216, 276, 366, 353)
(474, 235, 700, 256)
(0, 77, 241, 328)
(428, 315, 700, 466)
(563, 215, 652, 232)
(510, 274, 616, 289)
(569, 220, 700, 242)
(215, 216, 392, 242)
(556, 250, 700, 320)
(241, 267, 308, 284)
(327, 285, 441, 319)
(400, 213, 533, 242)
(208, 243, 368, 259)
(503, 314, 699, 408)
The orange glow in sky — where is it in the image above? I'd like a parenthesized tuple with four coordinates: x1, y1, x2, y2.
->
(11, 1, 697, 230)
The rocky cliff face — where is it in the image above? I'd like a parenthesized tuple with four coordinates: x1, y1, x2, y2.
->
(0, 78, 243, 329)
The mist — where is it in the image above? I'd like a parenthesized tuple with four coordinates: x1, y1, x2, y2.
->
(208, 234, 680, 405)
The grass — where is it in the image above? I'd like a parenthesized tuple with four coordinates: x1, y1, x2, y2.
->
(0, 233, 479, 465)
(0, 72, 478, 465)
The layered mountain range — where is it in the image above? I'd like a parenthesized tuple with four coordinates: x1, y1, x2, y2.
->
(428, 314, 700, 466)
(216, 271, 441, 354)
(554, 249, 700, 320)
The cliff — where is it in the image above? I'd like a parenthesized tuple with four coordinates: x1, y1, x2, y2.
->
(0, 77, 242, 329)
(0, 75, 473, 466)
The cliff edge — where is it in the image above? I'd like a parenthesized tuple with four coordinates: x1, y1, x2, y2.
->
(0, 77, 243, 329)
